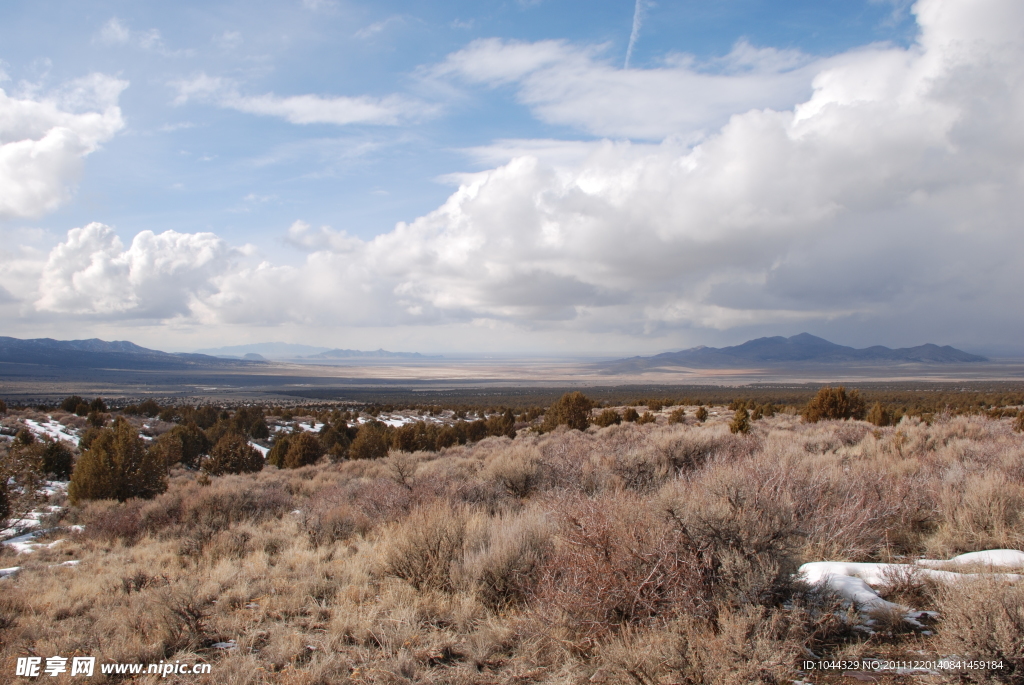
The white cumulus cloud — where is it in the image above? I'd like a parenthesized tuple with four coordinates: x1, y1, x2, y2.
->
(36, 223, 233, 319)
(0, 74, 126, 219)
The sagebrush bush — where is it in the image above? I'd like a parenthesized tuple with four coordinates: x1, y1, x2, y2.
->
(933, 579, 1024, 683)
(535, 493, 710, 638)
(458, 509, 552, 610)
(483, 443, 541, 498)
(383, 502, 470, 592)
(662, 461, 801, 609)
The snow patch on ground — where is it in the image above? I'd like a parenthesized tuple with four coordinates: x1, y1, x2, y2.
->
(916, 549, 1024, 570)
(378, 415, 417, 427)
(799, 549, 1024, 619)
(23, 418, 79, 446)
(249, 441, 269, 457)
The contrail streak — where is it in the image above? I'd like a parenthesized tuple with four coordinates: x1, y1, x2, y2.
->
(624, 0, 644, 69)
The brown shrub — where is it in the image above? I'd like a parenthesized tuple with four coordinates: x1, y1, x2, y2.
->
(458, 509, 553, 610)
(933, 578, 1024, 683)
(382, 502, 470, 592)
(929, 472, 1024, 556)
(483, 444, 541, 498)
(534, 493, 711, 638)
(662, 462, 801, 609)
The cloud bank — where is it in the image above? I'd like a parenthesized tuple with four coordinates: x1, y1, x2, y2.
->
(11, 0, 1024, 351)
(0, 74, 126, 219)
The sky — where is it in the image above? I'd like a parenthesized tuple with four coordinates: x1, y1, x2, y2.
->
(1, 0, 1023, 356)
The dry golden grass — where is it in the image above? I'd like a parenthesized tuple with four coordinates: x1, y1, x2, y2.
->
(2, 409, 1024, 683)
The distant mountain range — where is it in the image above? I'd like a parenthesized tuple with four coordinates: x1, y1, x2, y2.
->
(603, 333, 987, 373)
(309, 348, 443, 360)
(193, 342, 331, 358)
(0, 337, 263, 370)
(194, 342, 441, 361)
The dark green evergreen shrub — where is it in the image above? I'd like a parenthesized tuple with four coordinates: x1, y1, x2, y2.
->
(622, 407, 640, 423)
(60, 395, 85, 413)
(593, 409, 622, 427)
(0, 477, 8, 520)
(541, 392, 594, 432)
(202, 432, 263, 475)
(349, 421, 390, 460)
(803, 386, 866, 423)
(42, 440, 73, 479)
(157, 422, 211, 469)
(267, 433, 292, 468)
(730, 408, 750, 434)
(485, 409, 517, 438)
(68, 417, 166, 503)
(695, 406, 709, 423)
(284, 431, 325, 468)
(867, 402, 894, 427)
(137, 399, 161, 418)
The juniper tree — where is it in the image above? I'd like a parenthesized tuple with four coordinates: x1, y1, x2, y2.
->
(541, 392, 594, 431)
(349, 421, 390, 460)
(202, 432, 263, 475)
(802, 386, 866, 423)
(730, 407, 751, 434)
(284, 431, 325, 468)
(68, 417, 166, 503)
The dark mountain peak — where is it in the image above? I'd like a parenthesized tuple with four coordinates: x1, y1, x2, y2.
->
(602, 333, 986, 372)
(0, 336, 263, 370)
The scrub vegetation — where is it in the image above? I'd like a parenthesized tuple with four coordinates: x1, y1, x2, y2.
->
(1, 390, 1023, 683)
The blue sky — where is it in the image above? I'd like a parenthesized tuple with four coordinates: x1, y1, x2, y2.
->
(3, 1, 916, 246)
(3, 0, 1023, 356)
